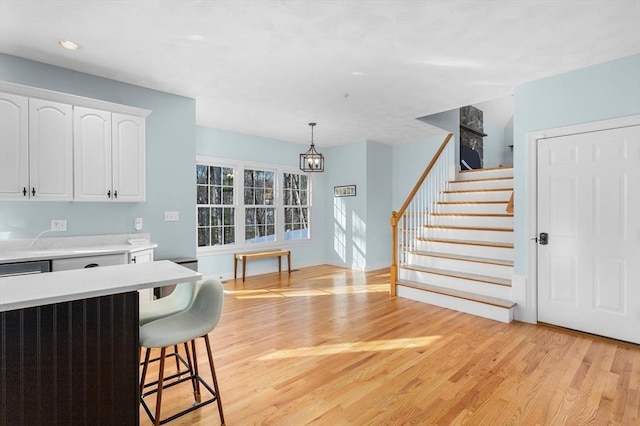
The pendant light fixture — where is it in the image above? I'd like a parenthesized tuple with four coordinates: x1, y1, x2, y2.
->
(299, 122, 325, 172)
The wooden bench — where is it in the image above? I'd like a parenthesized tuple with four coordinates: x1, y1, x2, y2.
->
(234, 249, 291, 282)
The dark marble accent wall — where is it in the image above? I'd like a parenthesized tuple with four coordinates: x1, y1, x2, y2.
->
(460, 105, 486, 168)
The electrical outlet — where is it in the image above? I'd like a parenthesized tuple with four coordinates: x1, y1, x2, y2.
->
(164, 211, 180, 221)
(134, 217, 143, 231)
(51, 220, 67, 232)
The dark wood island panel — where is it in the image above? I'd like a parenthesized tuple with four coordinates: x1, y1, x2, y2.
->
(1, 292, 139, 425)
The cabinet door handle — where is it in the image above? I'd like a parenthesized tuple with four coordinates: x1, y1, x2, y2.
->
(114, 190, 118, 199)
(131, 257, 136, 263)
(31, 187, 36, 196)
(22, 187, 27, 197)
(107, 190, 111, 198)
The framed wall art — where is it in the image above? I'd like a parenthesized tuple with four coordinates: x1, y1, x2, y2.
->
(334, 185, 356, 197)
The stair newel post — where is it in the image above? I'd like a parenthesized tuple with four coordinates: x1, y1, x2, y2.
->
(390, 211, 398, 296)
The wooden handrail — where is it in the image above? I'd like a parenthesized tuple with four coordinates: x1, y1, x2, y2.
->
(395, 133, 453, 220)
(506, 191, 514, 214)
(390, 132, 453, 296)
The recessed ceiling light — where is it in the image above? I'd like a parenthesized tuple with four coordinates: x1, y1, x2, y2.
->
(58, 40, 82, 51)
(187, 34, 205, 41)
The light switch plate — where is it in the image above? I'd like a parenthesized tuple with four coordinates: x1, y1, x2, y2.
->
(134, 217, 143, 230)
(164, 211, 179, 221)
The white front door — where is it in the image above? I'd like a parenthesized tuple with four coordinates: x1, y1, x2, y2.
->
(537, 124, 640, 344)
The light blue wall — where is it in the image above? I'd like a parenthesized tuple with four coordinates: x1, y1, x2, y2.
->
(513, 53, 640, 276)
(195, 126, 328, 277)
(0, 54, 197, 260)
(482, 118, 507, 168)
(365, 141, 392, 270)
(391, 134, 448, 209)
(322, 141, 368, 269)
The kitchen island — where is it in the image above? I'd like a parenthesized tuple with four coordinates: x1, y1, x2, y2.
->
(0, 260, 201, 425)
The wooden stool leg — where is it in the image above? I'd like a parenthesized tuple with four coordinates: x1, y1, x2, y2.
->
(204, 334, 225, 425)
(287, 252, 291, 274)
(191, 339, 202, 403)
(140, 347, 151, 397)
(154, 347, 167, 426)
(278, 255, 282, 273)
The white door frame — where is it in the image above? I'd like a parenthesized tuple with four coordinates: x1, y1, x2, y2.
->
(525, 114, 640, 323)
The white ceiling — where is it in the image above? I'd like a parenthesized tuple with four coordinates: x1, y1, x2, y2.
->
(1, 1, 639, 147)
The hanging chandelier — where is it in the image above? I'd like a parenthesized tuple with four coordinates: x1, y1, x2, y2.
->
(299, 122, 324, 172)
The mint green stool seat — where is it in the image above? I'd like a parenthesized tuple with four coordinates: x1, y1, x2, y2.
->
(139, 279, 225, 426)
(139, 281, 196, 326)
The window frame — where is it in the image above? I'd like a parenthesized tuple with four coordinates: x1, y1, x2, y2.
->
(196, 155, 315, 255)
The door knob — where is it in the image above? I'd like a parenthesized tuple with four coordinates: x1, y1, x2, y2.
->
(532, 232, 549, 245)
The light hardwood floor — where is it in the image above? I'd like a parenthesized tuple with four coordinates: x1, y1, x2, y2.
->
(140, 265, 640, 425)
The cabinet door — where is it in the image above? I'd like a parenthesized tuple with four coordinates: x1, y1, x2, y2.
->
(29, 99, 73, 201)
(74, 107, 112, 201)
(0, 93, 29, 200)
(112, 113, 145, 202)
(131, 249, 154, 304)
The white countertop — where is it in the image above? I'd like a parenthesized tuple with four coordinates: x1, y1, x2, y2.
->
(0, 233, 156, 263)
(0, 242, 157, 263)
(0, 260, 202, 312)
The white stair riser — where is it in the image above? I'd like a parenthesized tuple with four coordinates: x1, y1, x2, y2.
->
(457, 168, 513, 181)
(430, 215, 513, 228)
(416, 240, 514, 261)
(423, 227, 513, 244)
(436, 203, 509, 214)
(443, 191, 512, 202)
(399, 268, 512, 299)
(397, 285, 514, 323)
(406, 253, 513, 279)
(449, 179, 513, 191)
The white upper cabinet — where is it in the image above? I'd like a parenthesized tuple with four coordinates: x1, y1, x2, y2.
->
(0, 81, 150, 203)
(74, 108, 146, 202)
(112, 113, 145, 202)
(0, 92, 29, 199)
(0, 93, 73, 201)
(29, 99, 73, 201)
(74, 107, 113, 201)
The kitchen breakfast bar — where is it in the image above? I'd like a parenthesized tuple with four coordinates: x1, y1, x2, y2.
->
(0, 260, 201, 425)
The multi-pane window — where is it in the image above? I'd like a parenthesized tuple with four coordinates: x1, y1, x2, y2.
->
(283, 173, 309, 241)
(197, 165, 235, 247)
(244, 169, 275, 243)
(197, 158, 312, 250)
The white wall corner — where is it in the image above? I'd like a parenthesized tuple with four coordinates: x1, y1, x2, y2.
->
(512, 274, 536, 323)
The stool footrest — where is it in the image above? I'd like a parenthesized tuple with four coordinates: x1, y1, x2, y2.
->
(140, 374, 219, 425)
(141, 352, 191, 390)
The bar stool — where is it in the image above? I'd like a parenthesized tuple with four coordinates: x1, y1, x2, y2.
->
(139, 279, 225, 426)
(140, 281, 197, 382)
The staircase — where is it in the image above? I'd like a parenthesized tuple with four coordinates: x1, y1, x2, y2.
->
(395, 166, 516, 323)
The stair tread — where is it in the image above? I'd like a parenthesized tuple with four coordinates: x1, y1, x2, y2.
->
(459, 166, 513, 173)
(438, 201, 508, 204)
(449, 177, 513, 184)
(444, 188, 513, 193)
(397, 279, 516, 309)
(431, 212, 513, 217)
(425, 225, 513, 232)
(401, 264, 511, 286)
(411, 250, 514, 266)
(418, 237, 514, 248)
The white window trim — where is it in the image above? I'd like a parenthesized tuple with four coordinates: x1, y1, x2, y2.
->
(196, 155, 315, 255)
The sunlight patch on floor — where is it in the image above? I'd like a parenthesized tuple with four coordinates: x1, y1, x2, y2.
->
(225, 283, 390, 299)
(257, 336, 442, 360)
